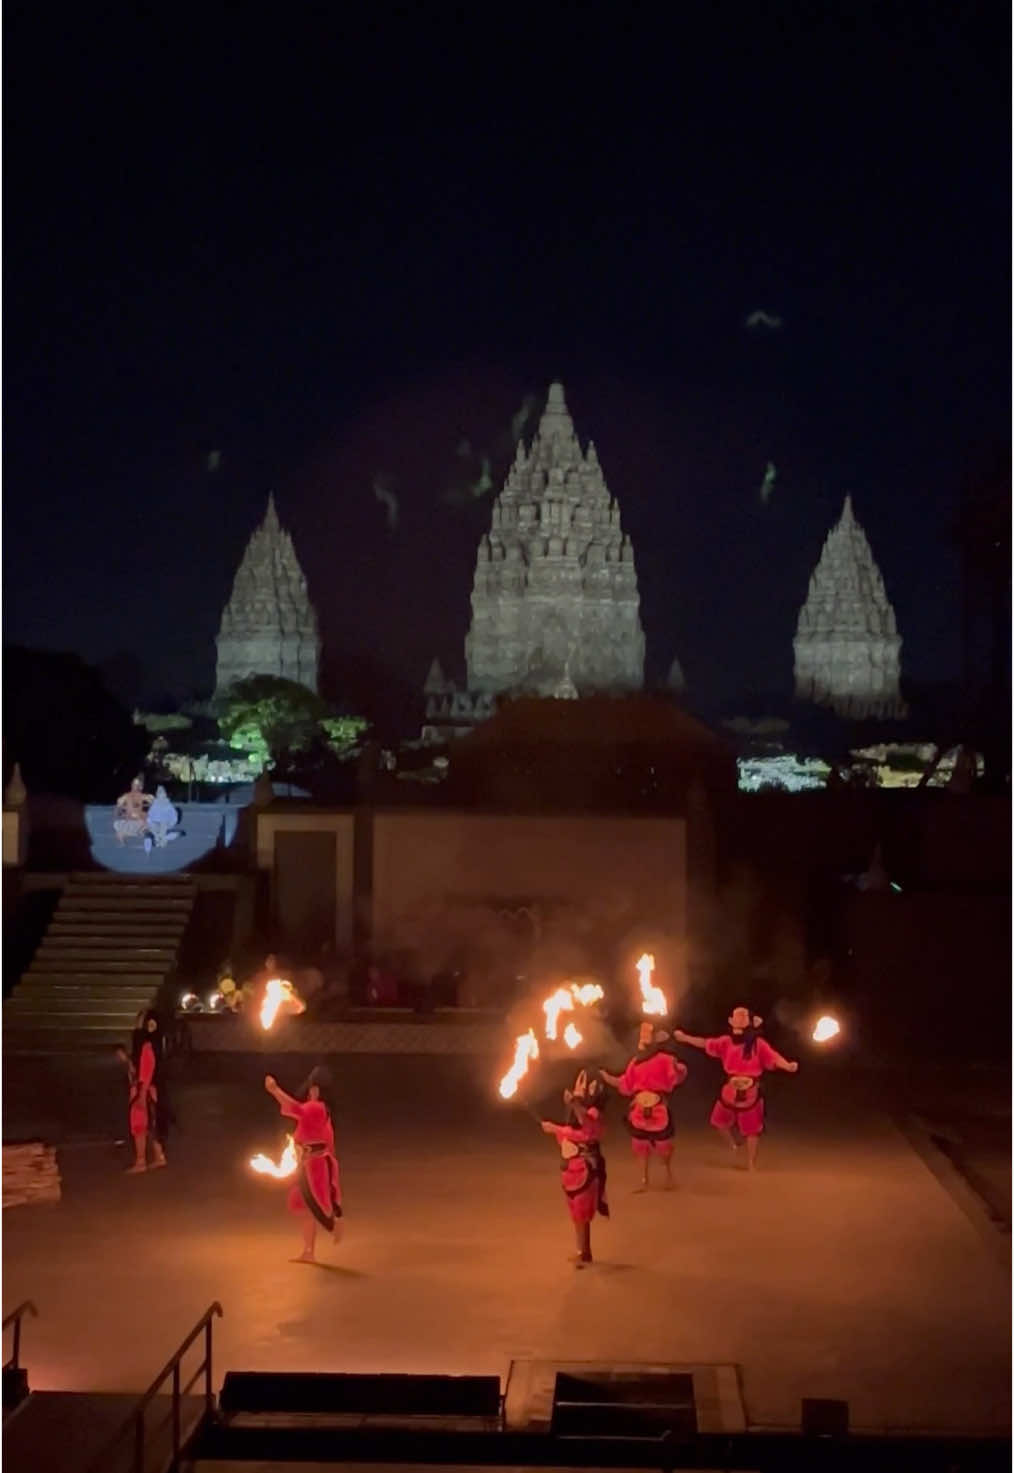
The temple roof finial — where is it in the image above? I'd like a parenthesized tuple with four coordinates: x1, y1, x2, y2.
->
(537, 381, 574, 442)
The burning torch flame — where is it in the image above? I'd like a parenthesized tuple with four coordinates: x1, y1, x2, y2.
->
(499, 1029, 539, 1099)
(259, 978, 302, 1031)
(570, 982, 604, 1007)
(563, 1022, 582, 1050)
(250, 1135, 298, 1179)
(543, 987, 574, 1040)
(636, 953, 667, 1016)
(812, 1015, 840, 1043)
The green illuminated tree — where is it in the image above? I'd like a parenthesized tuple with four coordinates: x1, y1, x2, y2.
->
(216, 676, 366, 771)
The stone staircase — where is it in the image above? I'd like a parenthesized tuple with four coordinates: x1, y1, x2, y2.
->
(3, 873, 196, 1051)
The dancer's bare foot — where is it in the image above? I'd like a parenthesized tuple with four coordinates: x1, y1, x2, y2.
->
(295, 1251, 316, 1263)
(575, 1255, 593, 1269)
(126, 1163, 146, 1174)
(149, 1156, 167, 1170)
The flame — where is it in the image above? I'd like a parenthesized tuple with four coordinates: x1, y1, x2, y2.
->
(812, 1015, 840, 1043)
(250, 1134, 298, 1178)
(570, 982, 604, 1007)
(542, 987, 574, 1040)
(499, 1029, 539, 1099)
(259, 978, 303, 1030)
(636, 953, 667, 1016)
(563, 1022, 582, 1049)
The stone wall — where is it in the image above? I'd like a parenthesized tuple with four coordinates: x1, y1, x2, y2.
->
(3, 1142, 61, 1208)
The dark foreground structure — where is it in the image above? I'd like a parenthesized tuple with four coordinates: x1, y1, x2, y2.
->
(3, 1300, 1009, 1473)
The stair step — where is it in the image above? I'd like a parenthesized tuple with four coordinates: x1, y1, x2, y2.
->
(27, 956, 169, 971)
(22, 971, 171, 988)
(49, 919, 187, 932)
(60, 897, 193, 912)
(36, 945, 177, 960)
(6, 998, 157, 1018)
(13, 982, 159, 999)
(4, 1004, 155, 1022)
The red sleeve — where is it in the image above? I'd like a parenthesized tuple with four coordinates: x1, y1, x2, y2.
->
(138, 1042, 156, 1087)
(704, 1036, 727, 1061)
(279, 1098, 306, 1122)
(756, 1039, 779, 1071)
(617, 1061, 638, 1096)
(669, 1056, 688, 1087)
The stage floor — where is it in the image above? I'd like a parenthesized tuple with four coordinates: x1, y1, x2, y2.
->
(2, 1049, 1010, 1436)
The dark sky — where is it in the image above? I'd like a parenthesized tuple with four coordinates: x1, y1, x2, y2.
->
(5, 4, 1009, 730)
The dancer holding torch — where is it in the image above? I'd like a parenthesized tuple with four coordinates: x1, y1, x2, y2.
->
(263, 1067, 342, 1261)
(600, 1023, 688, 1191)
(673, 1007, 798, 1171)
(540, 1068, 609, 1268)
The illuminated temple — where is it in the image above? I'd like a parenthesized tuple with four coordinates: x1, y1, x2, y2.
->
(424, 382, 649, 740)
(793, 495, 906, 721)
(216, 494, 321, 695)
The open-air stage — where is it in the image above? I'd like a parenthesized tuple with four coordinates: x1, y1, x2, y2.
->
(2, 1048, 1009, 1439)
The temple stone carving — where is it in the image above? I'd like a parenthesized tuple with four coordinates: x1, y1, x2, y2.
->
(465, 382, 646, 695)
(216, 494, 321, 694)
(794, 495, 907, 720)
(424, 383, 648, 740)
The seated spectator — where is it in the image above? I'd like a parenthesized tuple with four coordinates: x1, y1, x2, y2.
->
(114, 777, 153, 844)
(146, 786, 180, 849)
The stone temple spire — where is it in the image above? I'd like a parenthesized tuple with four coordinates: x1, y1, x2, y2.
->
(464, 382, 646, 696)
(793, 495, 906, 720)
(216, 493, 321, 694)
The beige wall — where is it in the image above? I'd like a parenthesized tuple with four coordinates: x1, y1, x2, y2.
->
(2, 810, 24, 868)
(372, 809, 687, 976)
(256, 810, 356, 950)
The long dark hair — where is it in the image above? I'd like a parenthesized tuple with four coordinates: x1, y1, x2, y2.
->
(299, 1065, 335, 1118)
(132, 1010, 162, 1081)
(731, 1012, 764, 1061)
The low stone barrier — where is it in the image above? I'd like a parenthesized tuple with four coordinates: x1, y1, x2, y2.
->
(3, 1142, 61, 1208)
(186, 1013, 507, 1056)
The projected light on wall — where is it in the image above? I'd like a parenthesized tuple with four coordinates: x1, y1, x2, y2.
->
(84, 798, 250, 874)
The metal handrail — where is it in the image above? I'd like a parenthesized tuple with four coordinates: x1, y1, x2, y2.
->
(84, 1301, 223, 1473)
(2, 1301, 38, 1372)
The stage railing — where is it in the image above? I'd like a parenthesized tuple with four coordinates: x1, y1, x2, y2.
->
(2, 1301, 38, 1372)
(84, 1301, 223, 1473)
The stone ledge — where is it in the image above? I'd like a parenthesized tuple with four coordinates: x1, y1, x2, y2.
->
(3, 1141, 61, 1208)
(190, 1019, 506, 1054)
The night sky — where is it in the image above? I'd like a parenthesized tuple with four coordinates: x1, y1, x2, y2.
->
(5, 5, 1008, 733)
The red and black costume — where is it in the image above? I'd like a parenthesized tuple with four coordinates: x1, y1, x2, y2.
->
(613, 1040, 687, 1158)
(277, 1076, 342, 1233)
(704, 1032, 781, 1139)
(128, 1012, 170, 1149)
(544, 1075, 610, 1225)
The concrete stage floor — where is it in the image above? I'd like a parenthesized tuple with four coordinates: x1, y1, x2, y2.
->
(2, 1048, 1010, 1437)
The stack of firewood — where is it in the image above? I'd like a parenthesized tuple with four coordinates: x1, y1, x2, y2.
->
(2, 1142, 61, 1208)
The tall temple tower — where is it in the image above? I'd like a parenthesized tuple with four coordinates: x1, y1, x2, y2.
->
(464, 382, 646, 697)
(793, 495, 906, 720)
(216, 494, 321, 694)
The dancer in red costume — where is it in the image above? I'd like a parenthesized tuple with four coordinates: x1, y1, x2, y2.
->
(264, 1067, 342, 1261)
(125, 1011, 168, 1173)
(600, 1023, 687, 1190)
(674, 1007, 798, 1170)
(541, 1068, 609, 1268)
